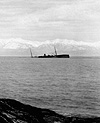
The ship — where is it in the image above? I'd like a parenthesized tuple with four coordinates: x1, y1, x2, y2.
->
(30, 46, 70, 58)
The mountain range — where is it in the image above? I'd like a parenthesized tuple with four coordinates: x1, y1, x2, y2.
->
(0, 38, 99, 56)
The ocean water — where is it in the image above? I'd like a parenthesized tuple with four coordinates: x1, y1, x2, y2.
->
(0, 57, 100, 116)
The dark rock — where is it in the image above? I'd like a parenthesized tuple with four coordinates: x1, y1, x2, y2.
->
(0, 99, 99, 123)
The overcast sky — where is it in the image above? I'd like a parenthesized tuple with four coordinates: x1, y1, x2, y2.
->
(0, 0, 100, 41)
(0, 0, 100, 56)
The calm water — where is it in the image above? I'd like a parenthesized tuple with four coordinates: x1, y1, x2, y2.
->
(0, 57, 100, 116)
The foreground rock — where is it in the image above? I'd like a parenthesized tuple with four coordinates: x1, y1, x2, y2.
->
(0, 99, 100, 123)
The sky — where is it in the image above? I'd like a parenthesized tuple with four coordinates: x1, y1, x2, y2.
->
(0, 0, 100, 56)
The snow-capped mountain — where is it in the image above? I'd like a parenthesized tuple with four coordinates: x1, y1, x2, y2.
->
(0, 38, 99, 56)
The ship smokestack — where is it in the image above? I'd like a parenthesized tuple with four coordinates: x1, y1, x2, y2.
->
(30, 48, 33, 58)
(54, 46, 57, 56)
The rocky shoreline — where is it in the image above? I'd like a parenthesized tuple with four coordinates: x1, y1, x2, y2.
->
(0, 99, 100, 123)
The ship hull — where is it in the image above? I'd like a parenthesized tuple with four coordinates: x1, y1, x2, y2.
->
(55, 54, 70, 58)
(37, 54, 70, 58)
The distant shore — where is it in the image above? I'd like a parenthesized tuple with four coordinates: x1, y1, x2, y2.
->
(0, 99, 100, 123)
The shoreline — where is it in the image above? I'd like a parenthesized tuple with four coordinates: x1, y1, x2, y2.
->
(0, 99, 100, 123)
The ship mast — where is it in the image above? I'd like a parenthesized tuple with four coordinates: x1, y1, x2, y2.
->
(54, 46, 57, 56)
(30, 48, 33, 58)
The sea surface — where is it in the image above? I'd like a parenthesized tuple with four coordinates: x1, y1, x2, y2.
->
(0, 57, 100, 116)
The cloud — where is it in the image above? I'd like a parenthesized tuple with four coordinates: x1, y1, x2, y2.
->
(0, 0, 99, 41)
(10, 0, 100, 42)
(15, 0, 100, 26)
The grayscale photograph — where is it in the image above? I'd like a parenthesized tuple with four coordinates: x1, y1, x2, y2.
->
(0, 0, 100, 122)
